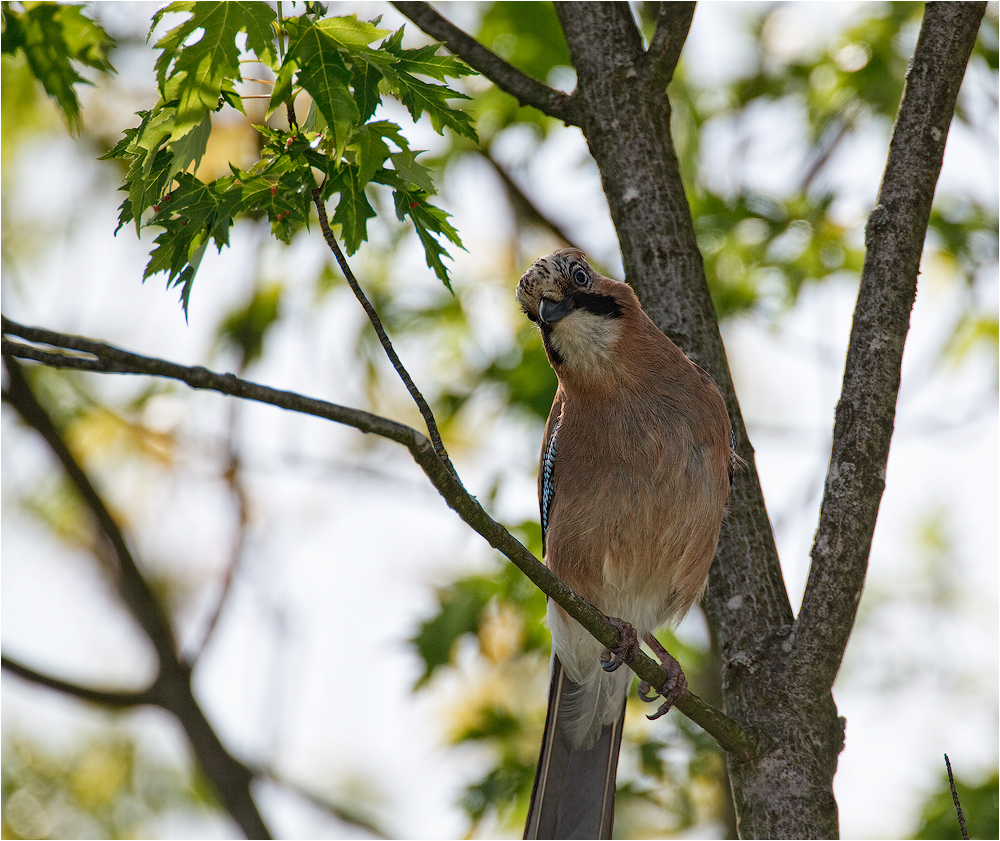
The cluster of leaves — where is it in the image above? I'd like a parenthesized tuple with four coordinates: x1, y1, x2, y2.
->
(0, 2, 115, 134)
(96, 0, 476, 313)
(669, 2, 999, 320)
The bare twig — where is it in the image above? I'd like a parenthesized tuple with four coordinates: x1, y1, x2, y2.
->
(390, 1, 579, 125)
(944, 754, 969, 841)
(309, 189, 456, 474)
(2, 317, 761, 761)
(186, 398, 252, 664)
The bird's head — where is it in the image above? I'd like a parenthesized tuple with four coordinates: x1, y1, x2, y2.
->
(516, 248, 630, 378)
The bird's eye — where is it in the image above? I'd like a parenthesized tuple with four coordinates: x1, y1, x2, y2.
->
(572, 266, 588, 286)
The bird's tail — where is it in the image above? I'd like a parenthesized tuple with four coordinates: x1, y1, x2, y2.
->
(524, 655, 626, 840)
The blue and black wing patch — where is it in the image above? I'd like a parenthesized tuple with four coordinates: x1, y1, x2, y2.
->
(540, 418, 560, 543)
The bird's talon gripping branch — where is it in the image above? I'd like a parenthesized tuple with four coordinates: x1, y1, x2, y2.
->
(639, 632, 688, 719)
(599, 616, 640, 672)
(637, 680, 658, 703)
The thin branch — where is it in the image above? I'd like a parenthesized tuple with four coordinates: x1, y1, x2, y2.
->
(1, 322, 423, 452)
(255, 766, 389, 839)
(185, 399, 252, 664)
(2, 655, 158, 708)
(793, 1, 986, 688)
(481, 148, 585, 251)
(309, 188, 455, 474)
(390, 1, 579, 125)
(2, 317, 761, 761)
(645, 1, 696, 84)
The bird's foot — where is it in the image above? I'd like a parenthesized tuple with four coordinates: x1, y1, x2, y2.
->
(599, 616, 640, 673)
(637, 633, 687, 720)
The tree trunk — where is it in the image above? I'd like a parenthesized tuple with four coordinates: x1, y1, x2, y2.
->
(554, 1, 984, 837)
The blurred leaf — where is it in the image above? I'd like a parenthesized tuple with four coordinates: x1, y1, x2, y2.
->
(411, 544, 547, 688)
(1, 2, 115, 134)
(2, 730, 215, 840)
(217, 282, 284, 367)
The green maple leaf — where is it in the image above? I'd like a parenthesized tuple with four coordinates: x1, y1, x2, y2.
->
(284, 16, 383, 159)
(377, 29, 477, 142)
(330, 164, 377, 254)
(387, 40, 475, 82)
(311, 15, 390, 48)
(389, 148, 436, 195)
(391, 189, 463, 290)
(349, 123, 393, 187)
(151, 1, 276, 139)
(350, 59, 383, 122)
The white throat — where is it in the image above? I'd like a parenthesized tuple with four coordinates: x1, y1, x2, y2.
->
(548, 310, 622, 379)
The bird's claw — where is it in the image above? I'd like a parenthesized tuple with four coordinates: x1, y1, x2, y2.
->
(599, 617, 640, 673)
(638, 634, 688, 719)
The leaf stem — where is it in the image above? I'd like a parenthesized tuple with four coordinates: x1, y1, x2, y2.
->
(275, 1, 285, 63)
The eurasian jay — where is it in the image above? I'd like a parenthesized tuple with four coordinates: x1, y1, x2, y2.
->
(515, 249, 733, 839)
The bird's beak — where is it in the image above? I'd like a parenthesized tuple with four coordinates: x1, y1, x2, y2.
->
(538, 296, 575, 324)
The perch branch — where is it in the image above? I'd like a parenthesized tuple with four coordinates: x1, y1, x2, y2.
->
(2, 317, 761, 761)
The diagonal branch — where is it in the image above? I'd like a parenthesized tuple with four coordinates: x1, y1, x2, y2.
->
(3, 357, 179, 667)
(2, 317, 761, 761)
(481, 147, 585, 252)
(793, 1, 986, 690)
(185, 400, 252, 664)
(2, 655, 158, 708)
(390, 1, 579, 125)
(309, 189, 455, 474)
(255, 765, 389, 839)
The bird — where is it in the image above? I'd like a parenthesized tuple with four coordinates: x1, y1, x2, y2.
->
(515, 248, 733, 839)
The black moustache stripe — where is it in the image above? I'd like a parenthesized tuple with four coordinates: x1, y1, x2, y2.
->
(571, 292, 623, 319)
(539, 324, 565, 366)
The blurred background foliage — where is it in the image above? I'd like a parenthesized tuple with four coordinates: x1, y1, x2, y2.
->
(2, 729, 215, 840)
(1, 1, 997, 838)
